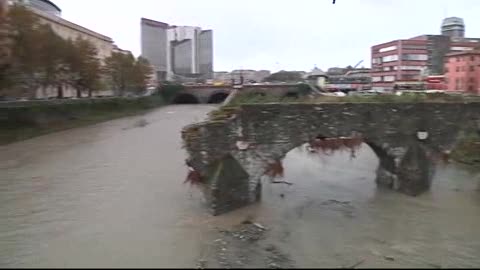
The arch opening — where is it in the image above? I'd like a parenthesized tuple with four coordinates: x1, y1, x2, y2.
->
(208, 92, 229, 104)
(172, 94, 200, 104)
(261, 137, 381, 202)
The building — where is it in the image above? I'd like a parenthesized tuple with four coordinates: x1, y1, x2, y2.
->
(326, 68, 372, 92)
(212, 70, 272, 85)
(14, 0, 61, 16)
(230, 70, 271, 84)
(305, 67, 328, 89)
(141, 18, 213, 82)
(444, 50, 480, 94)
(8, 0, 115, 61)
(141, 18, 168, 81)
(6, 0, 127, 98)
(441, 17, 465, 39)
(371, 17, 480, 90)
(113, 45, 132, 55)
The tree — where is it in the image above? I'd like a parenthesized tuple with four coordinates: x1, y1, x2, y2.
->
(68, 38, 101, 97)
(1, 5, 104, 99)
(104, 52, 133, 95)
(131, 56, 153, 93)
(263, 71, 303, 83)
(104, 53, 152, 96)
(0, 3, 12, 93)
(4, 4, 44, 97)
(36, 24, 68, 98)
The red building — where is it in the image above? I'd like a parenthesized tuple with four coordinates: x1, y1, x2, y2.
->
(371, 37, 430, 90)
(371, 35, 480, 90)
(444, 50, 480, 94)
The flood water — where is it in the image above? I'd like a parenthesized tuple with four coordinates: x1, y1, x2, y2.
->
(1, 105, 479, 268)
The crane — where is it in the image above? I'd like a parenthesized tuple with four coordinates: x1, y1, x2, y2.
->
(345, 60, 364, 76)
(353, 60, 364, 69)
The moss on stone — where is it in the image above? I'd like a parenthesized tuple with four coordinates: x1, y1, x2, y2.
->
(451, 132, 480, 170)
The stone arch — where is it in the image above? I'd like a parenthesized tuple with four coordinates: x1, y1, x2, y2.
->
(207, 91, 230, 104)
(183, 102, 480, 215)
(172, 93, 200, 104)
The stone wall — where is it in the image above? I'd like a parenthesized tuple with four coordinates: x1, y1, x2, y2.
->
(182, 102, 480, 215)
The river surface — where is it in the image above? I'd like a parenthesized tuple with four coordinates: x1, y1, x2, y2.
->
(1, 105, 479, 268)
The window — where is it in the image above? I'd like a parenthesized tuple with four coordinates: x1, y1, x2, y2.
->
(383, 76, 396, 82)
(379, 46, 397, 53)
(402, 75, 418, 80)
(469, 77, 475, 83)
(402, 54, 428, 61)
(403, 45, 425, 50)
(445, 67, 449, 73)
(451, 47, 474, 52)
(399, 66, 424, 70)
(372, 77, 382, 82)
(471, 56, 475, 61)
(382, 55, 399, 62)
(456, 66, 460, 72)
(383, 67, 394, 71)
(457, 57, 461, 62)
(470, 66, 475, 71)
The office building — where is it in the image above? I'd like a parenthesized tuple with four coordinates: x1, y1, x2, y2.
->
(141, 18, 213, 81)
(371, 17, 480, 90)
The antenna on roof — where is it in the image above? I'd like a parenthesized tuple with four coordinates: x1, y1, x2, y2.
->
(333, 0, 336, 4)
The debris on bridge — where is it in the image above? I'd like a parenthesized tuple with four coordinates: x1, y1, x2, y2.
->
(184, 160, 203, 186)
(264, 160, 285, 179)
(307, 137, 364, 158)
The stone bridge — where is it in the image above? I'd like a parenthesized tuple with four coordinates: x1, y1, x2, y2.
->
(173, 84, 303, 104)
(182, 102, 480, 215)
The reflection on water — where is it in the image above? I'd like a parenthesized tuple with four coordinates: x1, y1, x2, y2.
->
(0, 106, 479, 268)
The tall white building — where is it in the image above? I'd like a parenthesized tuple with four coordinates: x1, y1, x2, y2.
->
(141, 18, 213, 81)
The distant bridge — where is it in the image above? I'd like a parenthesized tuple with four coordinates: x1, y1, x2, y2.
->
(172, 84, 305, 104)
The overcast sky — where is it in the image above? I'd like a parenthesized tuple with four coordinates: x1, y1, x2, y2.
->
(54, 0, 480, 72)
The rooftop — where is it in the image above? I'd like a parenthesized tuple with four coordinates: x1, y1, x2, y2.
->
(38, 0, 61, 12)
(31, 7, 113, 43)
(446, 50, 480, 57)
(442, 17, 465, 27)
(141, 18, 169, 29)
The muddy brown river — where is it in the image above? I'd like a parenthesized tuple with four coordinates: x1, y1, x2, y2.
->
(1, 105, 479, 268)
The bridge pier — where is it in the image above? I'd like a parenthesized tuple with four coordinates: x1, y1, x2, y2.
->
(375, 143, 435, 196)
